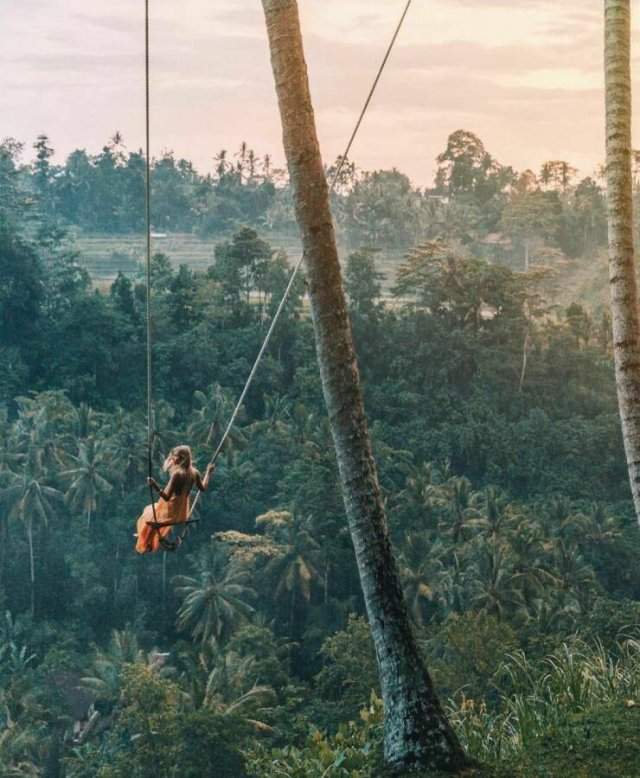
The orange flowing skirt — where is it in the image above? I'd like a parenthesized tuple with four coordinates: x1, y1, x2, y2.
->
(135, 494, 190, 554)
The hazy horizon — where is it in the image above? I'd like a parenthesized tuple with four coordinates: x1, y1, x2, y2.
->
(3, 0, 637, 187)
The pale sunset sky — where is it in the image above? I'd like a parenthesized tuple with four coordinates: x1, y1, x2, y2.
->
(1, 1, 636, 186)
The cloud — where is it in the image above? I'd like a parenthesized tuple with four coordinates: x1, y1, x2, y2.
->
(70, 11, 137, 35)
(447, 0, 574, 7)
(3, 51, 140, 74)
(0, 0, 634, 187)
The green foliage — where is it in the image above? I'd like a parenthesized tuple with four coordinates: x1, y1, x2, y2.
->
(341, 169, 426, 248)
(435, 130, 515, 205)
(262, 514, 321, 634)
(501, 191, 562, 250)
(0, 130, 637, 775)
(345, 249, 384, 316)
(424, 612, 520, 699)
(51, 138, 277, 236)
(0, 220, 45, 397)
(314, 616, 379, 726)
(211, 228, 273, 309)
(246, 693, 384, 778)
(446, 636, 640, 763)
(174, 545, 256, 645)
(66, 666, 249, 778)
(496, 703, 640, 778)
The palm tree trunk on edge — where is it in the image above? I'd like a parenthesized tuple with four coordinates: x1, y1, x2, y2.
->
(605, 0, 640, 526)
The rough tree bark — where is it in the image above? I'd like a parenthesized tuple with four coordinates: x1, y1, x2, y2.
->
(260, 0, 469, 770)
(605, 0, 640, 526)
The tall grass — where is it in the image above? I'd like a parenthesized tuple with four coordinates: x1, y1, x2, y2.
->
(247, 638, 640, 775)
(447, 635, 640, 761)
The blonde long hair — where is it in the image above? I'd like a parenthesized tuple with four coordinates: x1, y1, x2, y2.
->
(163, 445, 197, 480)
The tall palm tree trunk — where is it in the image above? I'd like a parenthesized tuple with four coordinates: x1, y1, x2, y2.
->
(605, 0, 640, 525)
(260, 1, 468, 770)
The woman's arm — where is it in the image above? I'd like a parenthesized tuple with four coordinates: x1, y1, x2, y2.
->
(147, 473, 178, 502)
(195, 463, 216, 492)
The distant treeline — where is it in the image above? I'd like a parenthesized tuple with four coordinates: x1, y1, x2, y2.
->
(1, 129, 622, 261)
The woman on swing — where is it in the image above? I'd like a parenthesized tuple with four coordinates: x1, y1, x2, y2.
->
(135, 445, 215, 554)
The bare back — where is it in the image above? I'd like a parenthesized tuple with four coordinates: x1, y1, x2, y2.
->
(165, 468, 205, 499)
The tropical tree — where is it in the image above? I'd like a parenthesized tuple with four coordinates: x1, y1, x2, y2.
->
(436, 551, 470, 616)
(539, 160, 577, 192)
(0, 409, 24, 588)
(398, 533, 441, 626)
(435, 129, 514, 203)
(581, 503, 622, 545)
(604, 0, 640, 527)
(439, 476, 482, 544)
(101, 408, 146, 494)
(174, 546, 256, 645)
(185, 644, 277, 731)
(211, 228, 272, 307)
(341, 169, 425, 248)
(508, 519, 553, 611)
(0, 723, 41, 778)
(467, 538, 523, 622)
(344, 248, 385, 318)
(500, 190, 562, 270)
(260, 0, 468, 769)
(0, 458, 63, 615)
(62, 437, 113, 528)
(67, 402, 103, 442)
(263, 515, 321, 631)
(251, 394, 292, 437)
(12, 392, 71, 452)
(0, 138, 28, 225)
(547, 539, 598, 614)
(393, 240, 527, 335)
(187, 384, 246, 459)
(394, 462, 445, 530)
(472, 486, 518, 546)
(81, 628, 169, 704)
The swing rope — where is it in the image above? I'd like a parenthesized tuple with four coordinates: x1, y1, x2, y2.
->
(144, 0, 175, 551)
(144, 0, 162, 534)
(144, 0, 414, 531)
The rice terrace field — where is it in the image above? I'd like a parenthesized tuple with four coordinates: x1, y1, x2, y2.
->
(72, 230, 407, 293)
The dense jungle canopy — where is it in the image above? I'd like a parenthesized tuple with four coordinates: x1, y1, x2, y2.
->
(1, 114, 640, 775)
